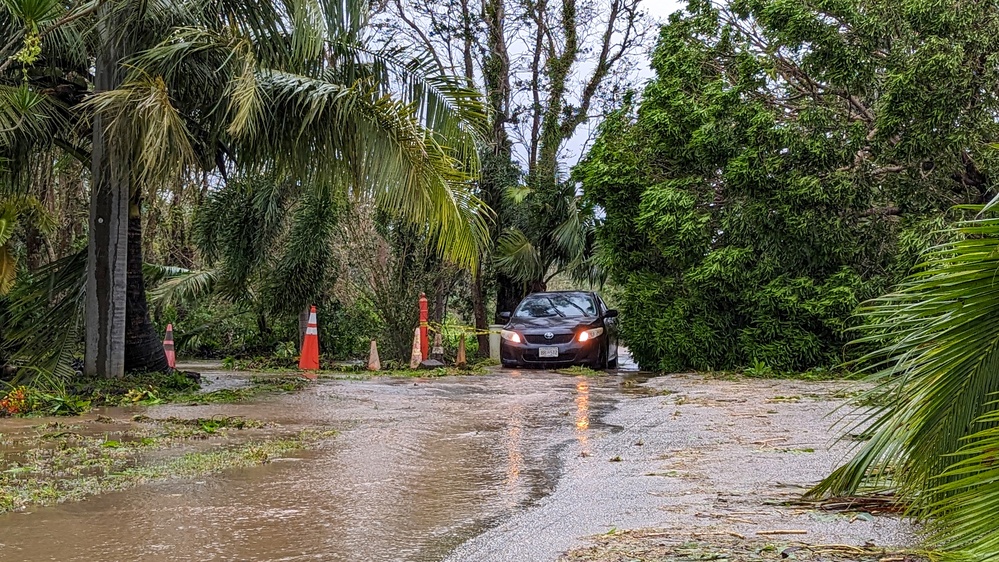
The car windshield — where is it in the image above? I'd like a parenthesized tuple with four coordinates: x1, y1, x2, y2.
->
(514, 294, 596, 319)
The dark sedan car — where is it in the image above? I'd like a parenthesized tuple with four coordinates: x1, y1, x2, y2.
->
(499, 291, 619, 369)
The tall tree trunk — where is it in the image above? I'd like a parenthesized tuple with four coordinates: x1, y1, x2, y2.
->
(299, 305, 310, 350)
(480, 0, 524, 326)
(472, 264, 490, 358)
(124, 194, 169, 372)
(84, 21, 128, 378)
(495, 272, 524, 322)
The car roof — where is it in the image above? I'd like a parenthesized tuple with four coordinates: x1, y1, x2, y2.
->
(519, 291, 599, 303)
(524, 291, 594, 296)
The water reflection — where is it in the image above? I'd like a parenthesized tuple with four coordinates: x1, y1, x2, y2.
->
(0, 372, 622, 562)
(504, 402, 524, 502)
(574, 379, 590, 454)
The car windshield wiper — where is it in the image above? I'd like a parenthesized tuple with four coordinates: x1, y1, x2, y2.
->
(545, 297, 566, 317)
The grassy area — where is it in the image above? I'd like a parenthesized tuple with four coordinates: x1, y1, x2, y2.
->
(0, 373, 311, 417)
(556, 366, 606, 377)
(1, 356, 502, 419)
(0, 415, 336, 514)
(168, 376, 309, 405)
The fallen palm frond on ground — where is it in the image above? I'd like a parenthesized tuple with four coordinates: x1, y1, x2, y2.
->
(560, 529, 926, 562)
(787, 494, 907, 516)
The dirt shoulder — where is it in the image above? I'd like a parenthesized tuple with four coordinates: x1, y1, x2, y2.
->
(450, 372, 918, 562)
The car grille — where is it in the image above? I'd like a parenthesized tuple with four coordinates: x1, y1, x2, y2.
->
(524, 333, 575, 344)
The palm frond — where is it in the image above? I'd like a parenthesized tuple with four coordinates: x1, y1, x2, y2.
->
(0, 244, 15, 294)
(148, 268, 218, 309)
(129, 8, 490, 269)
(1, 249, 85, 386)
(82, 73, 199, 190)
(923, 404, 999, 558)
(142, 263, 197, 285)
(1, 0, 64, 26)
(239, 69, 489, 268)
(0, 84, 67, 152)
(495, 228, 544, 284)
(813, 211, 999, 530)
(506, 185, 533, 204)
(552, 196, 587, 259)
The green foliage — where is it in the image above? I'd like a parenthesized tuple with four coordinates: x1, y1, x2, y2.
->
(321, 296, 384, 360)
(1, 0, 490, 379)
(0, 194, 54, 295)
(812, 211, 999, 559)
(154, 297, 275, 357)
(273, 341, 296, 359)
(0, 384, 90, 416)
(577, 0, 998, 373)
(434, 317, 480, 360)
(495, 180, 604, 292)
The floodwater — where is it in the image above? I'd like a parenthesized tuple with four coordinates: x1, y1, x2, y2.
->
(0, 369, 637, 562)
(0, 355, 915, 561)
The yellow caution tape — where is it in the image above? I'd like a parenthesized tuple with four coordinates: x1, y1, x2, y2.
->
(425, 321, 496, 336)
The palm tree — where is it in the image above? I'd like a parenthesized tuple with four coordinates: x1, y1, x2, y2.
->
(494, 180, 603, 304)
(148, 173, 342, 346)
(812, 208, 999, 559)
(1, 0, 487, 378)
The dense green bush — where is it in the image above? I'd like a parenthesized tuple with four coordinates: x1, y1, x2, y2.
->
(577, 0, 997, 372)
(322, 297, 384, 360)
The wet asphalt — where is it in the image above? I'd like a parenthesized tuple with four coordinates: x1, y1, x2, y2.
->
(0, 367, 913, 561)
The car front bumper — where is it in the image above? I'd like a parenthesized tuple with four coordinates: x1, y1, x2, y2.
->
(500, 338, 603, 368)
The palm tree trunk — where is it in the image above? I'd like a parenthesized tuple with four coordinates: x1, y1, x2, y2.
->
(84, 22, 128, 378)
(123, 195, 169, 372)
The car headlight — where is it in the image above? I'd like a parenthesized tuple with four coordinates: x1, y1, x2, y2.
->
(500, 330, 522, 343)
(577, 327, 604, 342)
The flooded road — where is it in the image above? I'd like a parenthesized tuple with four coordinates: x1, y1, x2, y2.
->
(0, 367, 915, 562)
(0, 370, 628, 561)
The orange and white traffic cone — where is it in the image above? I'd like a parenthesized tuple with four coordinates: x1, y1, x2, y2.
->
(163, 324, 176, 369)
(299, 306, 320, 376)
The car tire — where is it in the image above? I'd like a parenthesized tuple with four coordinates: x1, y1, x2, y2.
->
(593, 347, 608, 370)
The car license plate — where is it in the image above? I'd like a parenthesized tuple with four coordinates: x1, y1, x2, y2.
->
(538, 346, 559, 358)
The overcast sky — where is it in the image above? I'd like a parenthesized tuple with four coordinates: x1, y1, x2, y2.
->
(646, 0, 685, 23)
(560, 0, 685, 168)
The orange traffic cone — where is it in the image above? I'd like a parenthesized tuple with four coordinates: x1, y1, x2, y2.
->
(163, 324, 176, 369)
(299, 306, 320, 374)
(456, 335, 467, 368)
(409, 327, 422, 369)
(367, 340, 381, 371)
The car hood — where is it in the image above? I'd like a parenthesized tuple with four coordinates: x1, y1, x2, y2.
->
(505, 316, 597, 332)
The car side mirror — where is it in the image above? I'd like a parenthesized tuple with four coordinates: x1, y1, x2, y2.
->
(500, 311, 512, 320)
(603, 309, 619, 318)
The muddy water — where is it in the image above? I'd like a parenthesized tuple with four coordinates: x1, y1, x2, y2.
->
(0, 370, 637, 562)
